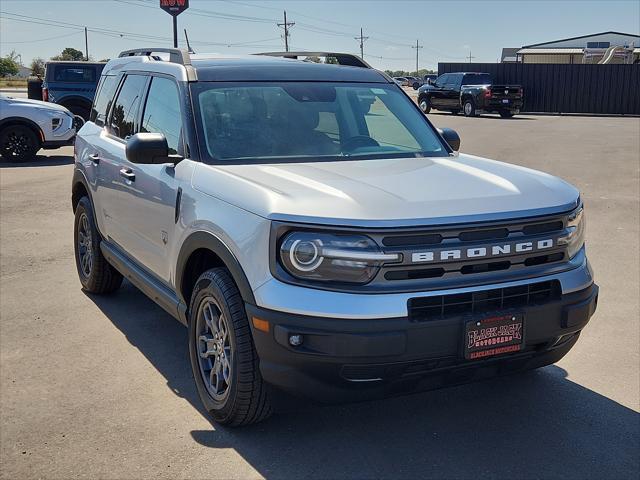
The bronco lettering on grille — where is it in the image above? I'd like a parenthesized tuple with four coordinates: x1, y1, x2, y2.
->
(411, 239, 554, 264)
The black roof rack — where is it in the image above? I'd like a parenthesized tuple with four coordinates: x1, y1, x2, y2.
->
(256, 51, 372, 69)
(117, 48, 197, 81)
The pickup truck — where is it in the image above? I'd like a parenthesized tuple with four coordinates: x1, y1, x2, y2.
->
(418, 72, 523, 118)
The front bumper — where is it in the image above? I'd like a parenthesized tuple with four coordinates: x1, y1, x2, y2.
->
(247, 282, 598, 402)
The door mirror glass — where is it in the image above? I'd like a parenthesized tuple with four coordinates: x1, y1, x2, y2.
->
(126, 133, 180, 164)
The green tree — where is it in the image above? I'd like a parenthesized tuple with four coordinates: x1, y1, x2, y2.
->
(51, 47, 85, 61)
(0, 57, 19, 78)
(30, 57, 45, 77)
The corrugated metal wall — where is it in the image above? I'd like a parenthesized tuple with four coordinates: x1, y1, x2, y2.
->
(438, 63, 640, 114)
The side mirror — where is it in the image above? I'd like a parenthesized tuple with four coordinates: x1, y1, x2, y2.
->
(427, 78, 434, 85)
(439, 128, 461, 151)
(125, 133, 181, 165)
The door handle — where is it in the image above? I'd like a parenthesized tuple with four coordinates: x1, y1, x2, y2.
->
(119, 168, 135, 182)
(89, 153, 100, 165)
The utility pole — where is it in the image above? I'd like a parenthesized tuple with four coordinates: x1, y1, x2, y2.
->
(277, 10, 295, 52)
(354, 27, 369, 59)
(412, 39, 423, 76)
(467, 49, 475, 63)
(84, 27, 89, 61)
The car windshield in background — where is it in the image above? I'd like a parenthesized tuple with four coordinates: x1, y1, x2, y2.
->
(191, 82, 447, 163)
(463, 73, 492, 85)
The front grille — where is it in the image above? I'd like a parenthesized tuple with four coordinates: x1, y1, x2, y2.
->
(408, 280, 561, 322)
(374, 213, 572, 289)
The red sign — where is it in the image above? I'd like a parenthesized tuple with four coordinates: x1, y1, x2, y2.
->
(160, 0, 189, 16)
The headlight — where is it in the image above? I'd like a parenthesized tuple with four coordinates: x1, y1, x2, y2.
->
(278, 231, 400, 284)
(558, 207, 585, 259)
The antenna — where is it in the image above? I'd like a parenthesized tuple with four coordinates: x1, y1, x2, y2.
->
(277, 11, 295, 52)
(184, 29, 195, 54)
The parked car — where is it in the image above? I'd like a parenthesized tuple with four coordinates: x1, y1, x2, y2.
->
(40, 61, 106, 121)
(423, 74, 438, 84)
(0, 93, 76, 161)
(72, 48, 597, 426)
(417, 72, 523, 117)
(404, 76, 423, 89)
(393, 76, 409, 86)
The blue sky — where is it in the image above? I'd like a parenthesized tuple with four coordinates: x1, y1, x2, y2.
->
(1, 0, 639, 71)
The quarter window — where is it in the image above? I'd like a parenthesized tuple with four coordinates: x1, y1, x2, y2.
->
(109, 74, 147, 140)
(140, 77, 182, 154)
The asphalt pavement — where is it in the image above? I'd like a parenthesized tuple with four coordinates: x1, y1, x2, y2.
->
(1, 113, 638, 479)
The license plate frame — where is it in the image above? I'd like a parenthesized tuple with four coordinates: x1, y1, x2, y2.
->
(502, 99, 510, 104)
(464, 313, 524, 360)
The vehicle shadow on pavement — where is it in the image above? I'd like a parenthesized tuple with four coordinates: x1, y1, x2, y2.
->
(430, 112, 536, 121)
(0, 155, 73, 168)
(88, 282, 639, 480)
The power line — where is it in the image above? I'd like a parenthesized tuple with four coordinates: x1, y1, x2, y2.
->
(355, 28, 369, 59)
(277, 10, 295, 52)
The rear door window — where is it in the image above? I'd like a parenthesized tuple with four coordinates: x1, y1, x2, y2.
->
(108, 74, 147, 140)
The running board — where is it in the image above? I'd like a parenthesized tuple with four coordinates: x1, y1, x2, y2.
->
(100, 241, 188, 325)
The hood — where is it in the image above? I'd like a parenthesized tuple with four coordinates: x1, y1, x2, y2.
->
(192, 154, 579, 227)
(1, 96, 71, 114)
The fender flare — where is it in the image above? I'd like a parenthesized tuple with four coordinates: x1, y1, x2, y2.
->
(71, 168, 94, 212)
(176, 231, 256, 306)
(0, 117, 44, 142)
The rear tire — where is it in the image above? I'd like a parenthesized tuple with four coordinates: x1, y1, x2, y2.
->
(500, 111, 515, 118)
(0, 125, 40, 162)
(463, 99, 477, 117)
(418, 96, 431, 114)
(74, 197, 123, 294)
(189, 268, 272, 427)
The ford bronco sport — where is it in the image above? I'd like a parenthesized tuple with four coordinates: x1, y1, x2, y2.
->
(72, 48, 598, 426)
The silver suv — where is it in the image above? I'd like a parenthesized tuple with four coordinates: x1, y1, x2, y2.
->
(72, 48, 598, 426)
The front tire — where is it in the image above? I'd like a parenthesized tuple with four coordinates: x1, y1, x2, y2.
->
(0, 125, 40, 162)
(74, 197, 123, 293)
(418, 96, 431, 114)
(189, 268, 272, 426)
(463, 98, 477, 117)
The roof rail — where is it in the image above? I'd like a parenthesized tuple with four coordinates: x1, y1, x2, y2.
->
(256, 51, 372, 69)
(117, 48, 197, 81)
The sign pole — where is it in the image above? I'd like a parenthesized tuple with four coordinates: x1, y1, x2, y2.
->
(159, 0, 190, 48)
(173, 16, 178, 48)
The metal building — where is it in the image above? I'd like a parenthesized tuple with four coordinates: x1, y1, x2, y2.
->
(516, 31, 640, 64)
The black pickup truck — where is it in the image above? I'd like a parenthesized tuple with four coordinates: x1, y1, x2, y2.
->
(417, 72, 523, 118)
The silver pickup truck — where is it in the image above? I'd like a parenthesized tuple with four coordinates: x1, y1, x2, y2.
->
(72, 49, 598, 426)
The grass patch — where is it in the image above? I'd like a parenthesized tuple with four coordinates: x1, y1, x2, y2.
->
(0, 78, 28, 89)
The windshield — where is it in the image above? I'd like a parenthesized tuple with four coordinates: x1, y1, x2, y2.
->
(191, 82, 448, 163)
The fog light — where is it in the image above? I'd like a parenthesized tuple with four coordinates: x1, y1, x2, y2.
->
(289, 334, 303, 346)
